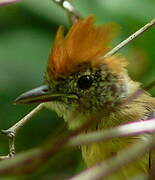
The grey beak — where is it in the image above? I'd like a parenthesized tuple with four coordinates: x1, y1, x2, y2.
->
(15, 85, 78, 104)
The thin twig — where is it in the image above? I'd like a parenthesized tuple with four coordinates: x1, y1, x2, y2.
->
(144, 79, 155, 91)
(70, 134, 155, 180)
(104, 18, 155, 58)
(0, 0, 22, 6)
(0, 104, 44, 159)
(2, 104, 44, 134)
(52, 0, 81, 24)
(122, 78, 155, 106)
(0, 113, 104, 175)
(0, 155, 10, 160)
(68, 118, 155, 147)
(0, 116, 154, 175)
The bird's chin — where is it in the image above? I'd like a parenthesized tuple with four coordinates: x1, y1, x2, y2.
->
(43, 99, 78, 123)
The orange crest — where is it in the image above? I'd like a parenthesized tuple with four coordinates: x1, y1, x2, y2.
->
(47, 16, 118, 79)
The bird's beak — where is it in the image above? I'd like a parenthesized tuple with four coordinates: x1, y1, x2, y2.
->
(15, 85, 78, 104)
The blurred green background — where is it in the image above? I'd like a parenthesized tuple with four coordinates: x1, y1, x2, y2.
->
(0, 0, 155, 179)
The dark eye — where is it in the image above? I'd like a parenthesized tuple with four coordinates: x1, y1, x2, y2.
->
(77, 75, 93, 90)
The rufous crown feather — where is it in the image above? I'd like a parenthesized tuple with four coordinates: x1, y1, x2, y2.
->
(47, 16, 126, 79)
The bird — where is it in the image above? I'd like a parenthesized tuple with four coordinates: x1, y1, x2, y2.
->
(15, 16, 155, 179)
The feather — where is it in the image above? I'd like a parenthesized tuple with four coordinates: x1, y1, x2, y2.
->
(47, 15, 118, 79)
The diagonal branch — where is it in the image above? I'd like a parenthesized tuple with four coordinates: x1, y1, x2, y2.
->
(0, 104, 44, 159)
(52, 0, 81, 24)
(68, 118, 155, 147)
(104, 18, 155, 58)
(70, 134, 155, 180)
(0, 116, 155, 175)
(0, 0, 22, 6)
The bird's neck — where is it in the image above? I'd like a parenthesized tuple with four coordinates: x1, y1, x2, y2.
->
(45, 76, 154, 130)
(81, 84, 155, 171)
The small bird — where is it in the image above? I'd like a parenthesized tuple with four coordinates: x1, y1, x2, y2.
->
(15, 16, 155, 179)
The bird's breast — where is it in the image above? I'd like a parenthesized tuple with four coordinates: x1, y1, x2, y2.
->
(81, 137, 148, 179)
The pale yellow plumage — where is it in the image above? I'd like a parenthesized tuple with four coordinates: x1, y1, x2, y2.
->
(81, 92, 155, 179)
(45, 72, 155, 179)
(16, 15, 155, 179)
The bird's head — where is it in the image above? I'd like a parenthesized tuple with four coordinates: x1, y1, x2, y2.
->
(15, 16, 130, 128)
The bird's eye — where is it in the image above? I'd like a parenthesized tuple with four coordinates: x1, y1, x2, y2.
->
(77, 75, 93, 90)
